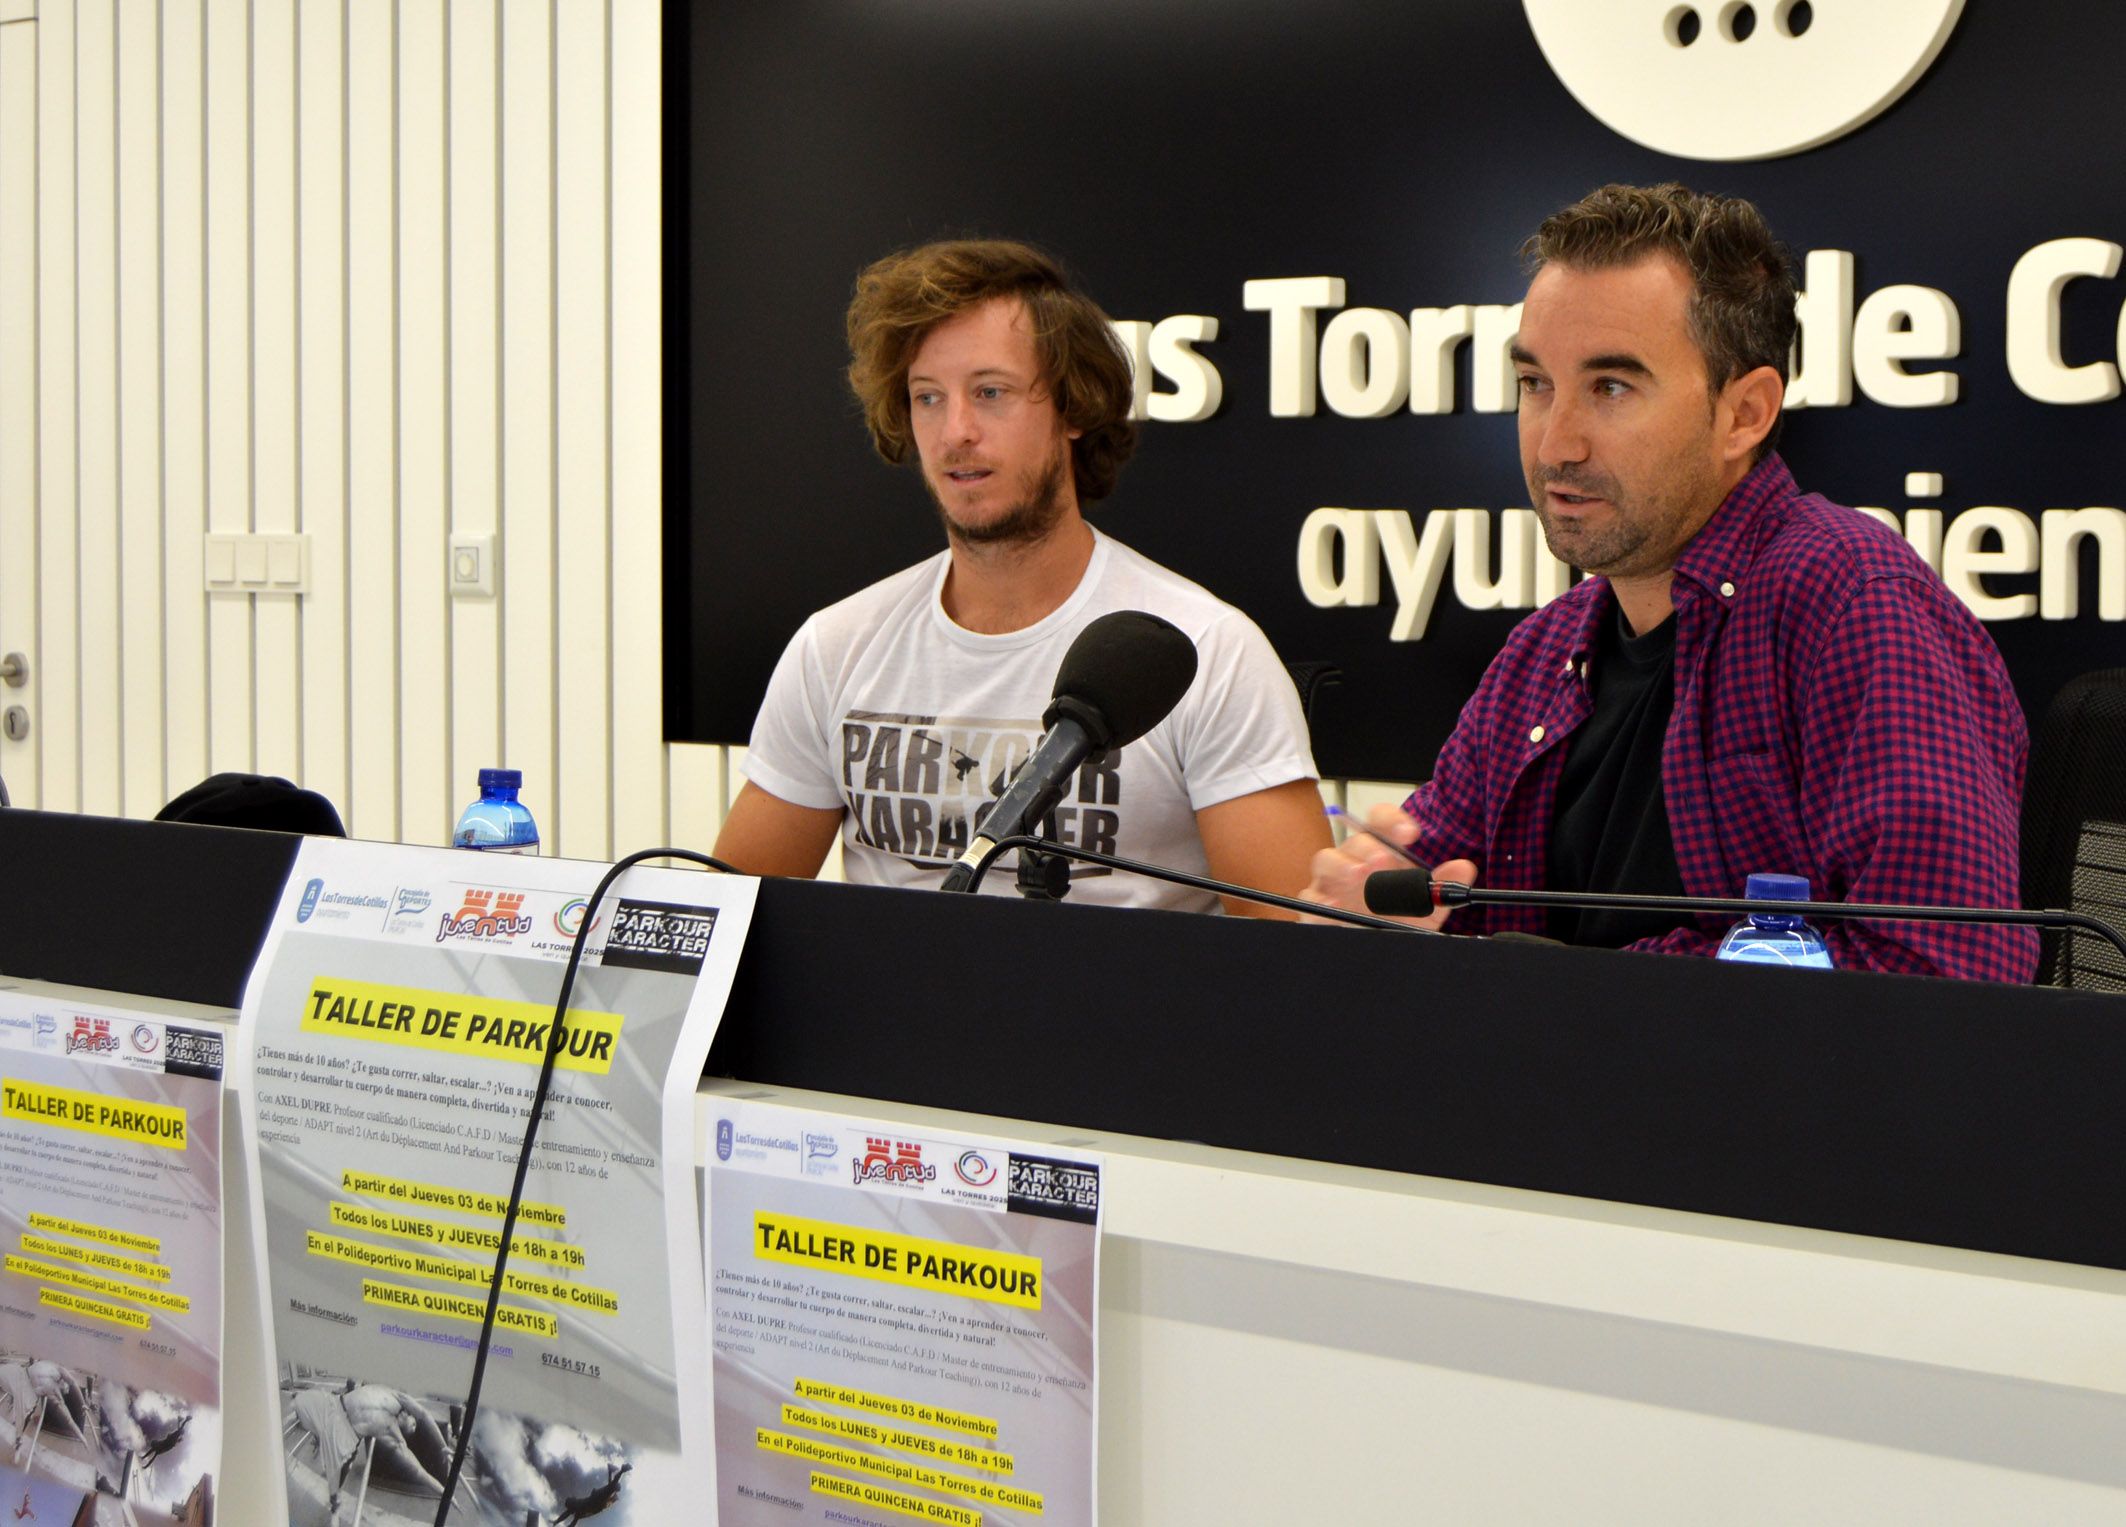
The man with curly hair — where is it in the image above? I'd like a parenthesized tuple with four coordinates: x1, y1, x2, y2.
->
(716, 240, 1329, 913)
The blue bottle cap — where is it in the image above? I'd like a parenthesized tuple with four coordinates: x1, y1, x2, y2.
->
(1744, 872, 1810, 901)
(477, 768, 522, 790)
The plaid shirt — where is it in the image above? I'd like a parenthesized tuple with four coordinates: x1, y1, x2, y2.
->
(1404, 454, 2037, 983)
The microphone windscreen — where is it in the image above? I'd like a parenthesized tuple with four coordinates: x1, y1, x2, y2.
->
(1364, 870, 1438, 918)
(1046, 611, 1199, 750)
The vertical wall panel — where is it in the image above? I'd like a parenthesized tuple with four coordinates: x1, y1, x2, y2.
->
(343, 0, 397, 838)
(72, 0, 120, 815)
(204, 0, 253, 774)
(498, 0, 554, 839)
(447, 0, 499, 812)
(551, 0, 607, 860)
(665, 741, 720, 862)
(552, 0, 612, 859)
(116, 0, 166, 814)
(608, 0, 661, 854)
(0, 23, 38, 810)
(250, 0, 301, 780)
(493, 0, 552, 837)
(296, 0, 347, 818)
(35, 0, 79, 812)
(723, 745, 745, 816)
(396, 0, 449, 846)
(160, 0, 210, 801)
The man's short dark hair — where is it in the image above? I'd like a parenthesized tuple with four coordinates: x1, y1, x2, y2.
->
(846, 239, 1138, 503)
(1522, 183, 1798, 457)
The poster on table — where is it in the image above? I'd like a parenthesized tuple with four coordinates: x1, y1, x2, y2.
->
(231, 838, 756, 1526)
(0, 984, 229, 1527)
(708, 1097, 1101, 1526)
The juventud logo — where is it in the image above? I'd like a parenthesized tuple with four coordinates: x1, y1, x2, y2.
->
(1523, 0, 1964, 161)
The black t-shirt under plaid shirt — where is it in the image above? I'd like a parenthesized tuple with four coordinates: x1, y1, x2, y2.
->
(1545, 604, 1688, 948)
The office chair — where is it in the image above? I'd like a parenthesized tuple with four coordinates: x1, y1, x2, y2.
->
(2020, 668, 2126, 989)
(1283, 661, 1343, 736)
(157, 773, 347, 836)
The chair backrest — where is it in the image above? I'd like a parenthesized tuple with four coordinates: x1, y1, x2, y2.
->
(2020, 669, 2126, 989)
(1283, 660, 1343, 735)
(156, 772, 347, 836)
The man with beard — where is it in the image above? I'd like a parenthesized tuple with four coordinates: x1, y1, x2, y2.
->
(1304, 184, 2033, 981)
(715, 240, 1328, 913)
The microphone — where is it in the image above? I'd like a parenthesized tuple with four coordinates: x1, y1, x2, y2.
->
(1360, 868, 2126, 965)
(1361, 872, 1458, 919)
(939, 611, 1198, 894)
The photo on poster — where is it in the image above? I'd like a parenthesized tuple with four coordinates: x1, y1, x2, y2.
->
(0, 991, 228, 1527)
(279, 1364, 636, 1527)
(708, 1101, 1101, 1526)
(1, 1364, 209, 1526)
(235, 839, 756, 1526)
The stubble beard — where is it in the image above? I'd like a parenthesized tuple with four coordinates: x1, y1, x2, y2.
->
(929, 447, 1074, 550)
(1528, 453, 1722, 579)
(1529, 462, 1641, 574)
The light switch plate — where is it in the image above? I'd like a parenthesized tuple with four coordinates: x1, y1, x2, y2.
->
(205, 533, 309, 594)
(448, 533, 497, 598)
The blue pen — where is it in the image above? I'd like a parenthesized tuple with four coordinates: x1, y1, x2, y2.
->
(1323, 803, 1429, 868)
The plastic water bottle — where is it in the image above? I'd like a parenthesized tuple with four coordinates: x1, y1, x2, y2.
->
(453, 768, 539, 854)
(1716, 872, 1832, 968)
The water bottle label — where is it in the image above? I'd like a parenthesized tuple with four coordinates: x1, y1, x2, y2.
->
(1718, 936, 1832, 968)
(1726, 940, 1795, 964)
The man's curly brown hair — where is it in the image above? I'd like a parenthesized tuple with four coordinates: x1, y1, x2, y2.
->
(1523, 183, 1797, 458)
(846, 240, 1138, 503)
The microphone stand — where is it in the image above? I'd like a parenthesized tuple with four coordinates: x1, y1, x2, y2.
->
(1419, 882, 2126, 969)
(1012, 812, 1074, 902)
(964, 833, 1428, 933)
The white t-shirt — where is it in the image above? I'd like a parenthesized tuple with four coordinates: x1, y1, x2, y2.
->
(742, 529, 1317, 912)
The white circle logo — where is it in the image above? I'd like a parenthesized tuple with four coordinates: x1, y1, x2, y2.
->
(1522, 0, 1965, 162)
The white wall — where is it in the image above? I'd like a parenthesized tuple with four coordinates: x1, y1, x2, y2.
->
(0, 1, 1404, 863)
(0, 0, 744, 858)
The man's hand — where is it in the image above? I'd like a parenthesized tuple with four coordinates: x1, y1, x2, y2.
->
(1300, 803, 1477, 930)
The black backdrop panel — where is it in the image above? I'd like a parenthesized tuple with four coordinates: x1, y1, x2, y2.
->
(666, 1, 2126, 780)
(0, 811, 297, 1010)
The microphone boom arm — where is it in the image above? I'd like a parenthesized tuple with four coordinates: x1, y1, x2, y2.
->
(966, 833, 1429, 933)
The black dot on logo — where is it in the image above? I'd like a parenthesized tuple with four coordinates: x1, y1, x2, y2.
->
(1666, 6, 1703, 46)
(1778, 0, 1813, 38)
(1725, 2, 1758, 42)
